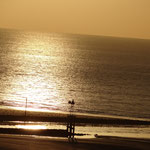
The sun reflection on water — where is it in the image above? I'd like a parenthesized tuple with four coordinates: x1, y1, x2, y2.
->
(1, 32, 68, 112)
(16, 125, 47, 130)
(13, 106, 50, 112)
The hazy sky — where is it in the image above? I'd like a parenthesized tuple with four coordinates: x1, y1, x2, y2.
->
(0, 0, 150, 39)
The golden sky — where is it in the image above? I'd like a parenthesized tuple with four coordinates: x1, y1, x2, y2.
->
(0, 0, 150, 39)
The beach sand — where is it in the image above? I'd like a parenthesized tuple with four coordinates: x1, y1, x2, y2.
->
(0, 134, 150, 150)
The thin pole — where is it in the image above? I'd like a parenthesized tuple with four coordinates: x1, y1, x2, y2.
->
(25, 97, 27, 117)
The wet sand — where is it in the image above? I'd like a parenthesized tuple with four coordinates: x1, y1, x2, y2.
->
(1, 114, 150, 126)
(0, 134, 150, 150)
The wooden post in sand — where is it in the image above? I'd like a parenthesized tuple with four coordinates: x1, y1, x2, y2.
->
(67, 115, 76, 138)
(67, 99, 75, 139)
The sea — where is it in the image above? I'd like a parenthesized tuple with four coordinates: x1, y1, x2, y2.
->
(0, 28, 150, 138)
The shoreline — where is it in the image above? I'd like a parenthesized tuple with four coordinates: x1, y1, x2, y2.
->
(1, 106, 150, 122)
(0, 114, 150, 126)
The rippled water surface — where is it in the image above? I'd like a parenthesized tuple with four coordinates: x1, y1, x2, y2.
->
(0, 28, 150, 119)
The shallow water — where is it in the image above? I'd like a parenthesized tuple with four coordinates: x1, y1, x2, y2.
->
(0, 121, 150, 139)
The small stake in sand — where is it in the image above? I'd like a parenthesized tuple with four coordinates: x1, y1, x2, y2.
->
(24, 97, 28, 124)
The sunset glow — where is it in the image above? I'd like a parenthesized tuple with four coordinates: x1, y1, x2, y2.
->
(0, 0, 150, 39)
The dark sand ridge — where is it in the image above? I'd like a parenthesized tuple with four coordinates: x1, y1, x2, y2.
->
(0, 134, 150, 150)
(0, 128, 86, 137)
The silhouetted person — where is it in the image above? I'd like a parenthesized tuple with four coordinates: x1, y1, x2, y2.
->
(68, 99, 75, 105)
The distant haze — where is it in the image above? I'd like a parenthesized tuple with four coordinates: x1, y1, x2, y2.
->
(0, 0, 150, 39)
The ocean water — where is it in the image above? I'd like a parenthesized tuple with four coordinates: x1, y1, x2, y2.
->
(0, 28, 150, 120)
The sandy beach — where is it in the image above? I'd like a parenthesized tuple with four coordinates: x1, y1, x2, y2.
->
(0, 111, 150, 150)
(0, 134, 150, 150)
